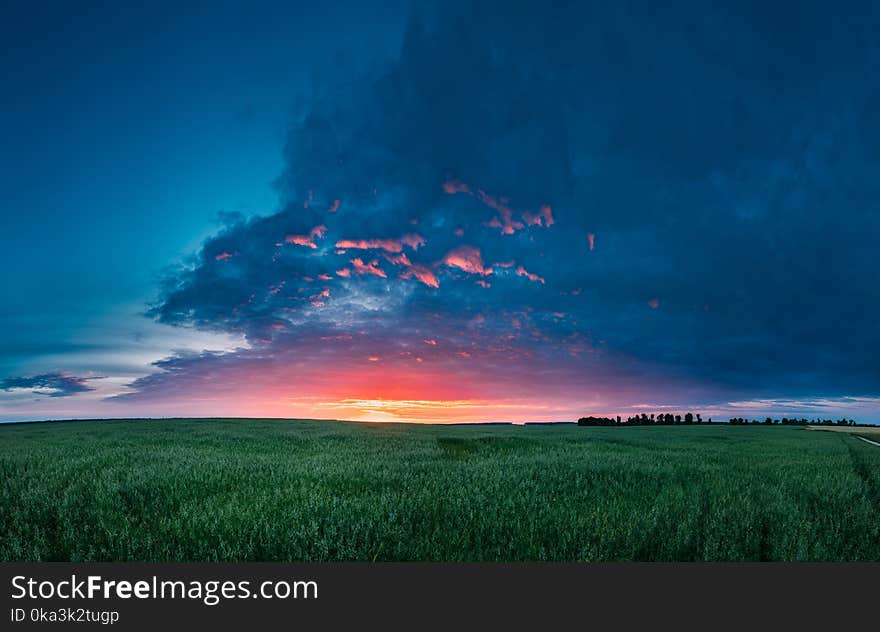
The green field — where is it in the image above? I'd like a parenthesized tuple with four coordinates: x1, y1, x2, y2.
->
(2, 419, 879, 561)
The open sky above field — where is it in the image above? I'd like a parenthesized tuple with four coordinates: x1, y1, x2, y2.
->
(2, 1, 879, 423)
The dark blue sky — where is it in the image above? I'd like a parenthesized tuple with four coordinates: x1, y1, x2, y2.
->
(2, 1, 879, 422)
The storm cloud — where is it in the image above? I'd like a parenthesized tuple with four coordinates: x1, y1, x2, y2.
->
(128, 1, 880, 417)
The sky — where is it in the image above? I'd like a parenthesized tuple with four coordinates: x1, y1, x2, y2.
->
(2, 0, 879, 423)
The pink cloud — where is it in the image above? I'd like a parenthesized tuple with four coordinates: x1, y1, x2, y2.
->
(286, 235, 317, 248)
(479, 191, 524, 235)
(443, 178, 552, 235)
(485, 211, 525, 235)
(515, 265, 545, 284)
(214, 251, 234, 261)
(328, 199, 341, 213)
(522, 205, 554, 227)
(336, 268, 351, 278)
(285, 225, 327, 249)
(402, 264, 440, 288)
(647, 298, 660, 309)
(443, 246, 493, 276)
(475, 280, 491, 288)
(309, 289, 330, 308)
(351, 258, 387, 278)
(476, 189, 513, 216)
(400, 233, 426, 250)
(335, 234, 424, 253)
(424, 339, 437, 346)
(384, 252, 412, 267)
(454, 227, 464, 237)
(587, 232, 596, 251)
(336, 238, 403, 253)
(317, 273, 332, 281)
(443, 179, 471, 194)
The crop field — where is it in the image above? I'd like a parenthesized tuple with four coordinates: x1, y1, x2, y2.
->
(807, 425, 880, 440)
(1, 419, 879, 561)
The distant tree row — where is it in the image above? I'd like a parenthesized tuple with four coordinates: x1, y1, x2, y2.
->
(577, 414, 859, 427)
(728, 417, 856, 426)
(577, 413, 709, 426)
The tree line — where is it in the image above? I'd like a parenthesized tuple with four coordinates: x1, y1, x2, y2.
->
(728, 417, 856, 426)
(577, 413, 858, 427)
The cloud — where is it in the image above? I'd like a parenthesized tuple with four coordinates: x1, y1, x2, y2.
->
(400, 234, 426, 250)
(336, 238, 404, 252)
(350, 258, 387, 278)
(130, 1, 880, 417)
(442, 246, 493, 276)
(515, 265, 545, 284)
(1, 372, 98, 397)
(444, 179, 553, 235)
(401, 263, 439, 288)
(285, 225, 327, 249)
(522, 205, 554, 228)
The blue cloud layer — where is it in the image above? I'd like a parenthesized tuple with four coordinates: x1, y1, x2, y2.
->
(132, 1, 880, 407)
(1, 373, 96, 398)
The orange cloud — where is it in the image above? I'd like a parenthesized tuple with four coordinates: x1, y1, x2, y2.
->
(351, 258, 387, 278)
(515, 265, 545, 284)
(443, 246, 493, 276)
(336, 268, 351, 278)
(317, 273, 332, 281)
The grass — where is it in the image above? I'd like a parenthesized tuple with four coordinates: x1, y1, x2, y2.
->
(1, 419, 880, 561)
